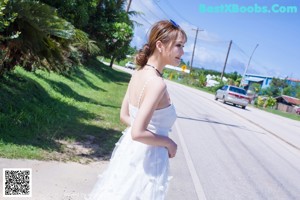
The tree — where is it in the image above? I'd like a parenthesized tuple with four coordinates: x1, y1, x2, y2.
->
(0, 0, 17, 34)
(198, 71, 206, 87)
(127, 46, 138, 56)
(296, 85, 300, 99)
(282, 84, 300, 98)
(39, 0, 97, 29)
(260, 77, 288, 97)
(41, 0, 137, 67)
(72, 29, 100, 61)
(1, 0, 100, 75)
(86, 0, 134, 67)
(283, 86, 293, 96)
(271, 77, 288, 88)
(1, 0, 80, 74)
(226, 71, 239, 81)
(250, 83, 261, 93)
(0, 0, 19, 74)
(105, 22, 133, 67)
(234, 77, 241, 86)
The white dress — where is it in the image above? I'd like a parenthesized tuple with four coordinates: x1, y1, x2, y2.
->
(86, 99, 177, 200)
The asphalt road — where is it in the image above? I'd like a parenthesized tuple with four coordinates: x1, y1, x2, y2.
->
(1, 65, 300, 200)
(166, 79, 300, 200)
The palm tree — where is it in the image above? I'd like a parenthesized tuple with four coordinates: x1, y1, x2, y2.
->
(1, 0, 77, 73)
(37, 0, 140, 68)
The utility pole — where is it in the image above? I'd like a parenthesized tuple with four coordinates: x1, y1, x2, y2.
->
(126, 0, 132, 12)
(220, 40, 232, 82)
(239, 43, 259, 87)
(190, 27, 203, 71)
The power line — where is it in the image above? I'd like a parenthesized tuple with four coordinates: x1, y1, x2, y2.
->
(158, 0, 231, 45)
(136, 0, 237, 47)
(138, 14, 153, 26)
(132, 0, 263, 74)
(139, 1, 162, 20)
(232, 42, 266, 69)
(152, 0, 172, 19)
(231, 42, 250, 59)
(164, 0, 198, 27)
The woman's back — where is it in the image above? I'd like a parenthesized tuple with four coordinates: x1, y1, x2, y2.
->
(128, 68, 170, 110)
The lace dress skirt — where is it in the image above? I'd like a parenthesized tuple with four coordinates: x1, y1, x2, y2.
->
(86, 127, 172, 200)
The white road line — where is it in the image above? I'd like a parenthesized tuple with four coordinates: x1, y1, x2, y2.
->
(174, 122, 207, 200)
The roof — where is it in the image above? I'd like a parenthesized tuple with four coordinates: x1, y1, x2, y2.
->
(276, 95, 300, 106)
(245, 74, 273, 79)
(287, 78, 300, 83)
(245, 77, 265, 82)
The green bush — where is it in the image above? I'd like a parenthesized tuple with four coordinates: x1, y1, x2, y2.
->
(265, 97, 277, 108)
(256, 96, 277, 108)
(206, 84, 224, 93)
(256, 96, 265, 107)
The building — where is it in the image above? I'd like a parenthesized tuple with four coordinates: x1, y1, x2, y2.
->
(286, 78, 300, 87)
(243, 74, 300, 90)
(275, 95, 300, 113)
(241, 74, 273, 90)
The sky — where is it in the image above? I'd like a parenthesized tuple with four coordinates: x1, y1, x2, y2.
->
(128, 0, 300, 79)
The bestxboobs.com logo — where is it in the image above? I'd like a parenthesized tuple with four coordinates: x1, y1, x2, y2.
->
(199, 4, 298, 14)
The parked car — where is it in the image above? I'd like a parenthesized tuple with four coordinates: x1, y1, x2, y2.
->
(215, 85, 249, 109)
(125, 61, 136, 70)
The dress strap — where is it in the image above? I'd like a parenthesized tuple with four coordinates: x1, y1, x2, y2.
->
(137, 76, 157, 108)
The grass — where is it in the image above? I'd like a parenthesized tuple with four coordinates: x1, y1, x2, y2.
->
(255, 107, 300, 121)
(0, 58, 130, 163)
(3, 57, 296, 163)
(99, 56, 130, 68)
(164, 70, 300, 122)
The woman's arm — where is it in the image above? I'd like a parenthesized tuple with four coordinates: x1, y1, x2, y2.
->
(131, 78, 177, 158)
(120, 87, 131, 126)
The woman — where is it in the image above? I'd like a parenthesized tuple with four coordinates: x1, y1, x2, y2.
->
(87, 20, 187, 200)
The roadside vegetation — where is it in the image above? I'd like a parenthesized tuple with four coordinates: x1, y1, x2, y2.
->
(115, 58, 300, 122)
(156, 64, 300, 121)
(0, 0, 299, 163)
(0, 58, 130, 163)
(259, 107, 300, 121)
(0, 0, 135, 162)
(0, 0, 136, 75)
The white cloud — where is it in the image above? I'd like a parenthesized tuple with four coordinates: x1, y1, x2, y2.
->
(131, 1, 165, 24)
(198, 47, 225, 64)
(127, 1, 300, 79)
(129, 1, 285, 77)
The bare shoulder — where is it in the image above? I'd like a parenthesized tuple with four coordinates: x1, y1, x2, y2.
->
(146, 77, 166, 95)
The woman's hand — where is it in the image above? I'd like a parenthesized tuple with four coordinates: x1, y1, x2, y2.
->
(166, 139, 177, 158)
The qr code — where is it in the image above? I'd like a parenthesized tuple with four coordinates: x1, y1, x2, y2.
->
(3, 168, 32, 197)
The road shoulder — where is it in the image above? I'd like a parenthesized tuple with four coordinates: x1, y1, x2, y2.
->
(0, 158, 108, 200)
